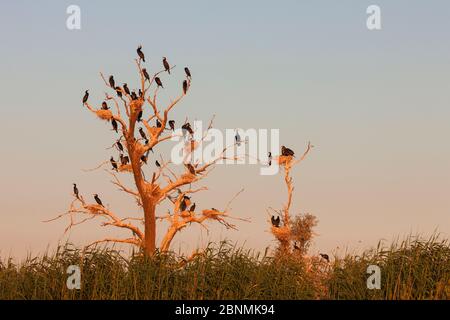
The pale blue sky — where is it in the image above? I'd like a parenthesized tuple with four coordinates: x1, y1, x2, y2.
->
(0, 1, 449, 258)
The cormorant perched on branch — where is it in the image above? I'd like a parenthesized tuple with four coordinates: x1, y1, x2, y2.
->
(281, 146, 295, 157)
(82, 90, 89, 105)
(155, 77, 163, 88)
(94, 194, 104, 207)
(137, 45, 145, 62)
(120, 154, 129, 165)
(115, 87, 122, 98)
(109, 75, 115, 88)
(73, 183, 79, 198)
(189, 203, 196, 212)
(101, 101, 108, 110)
(271, 216, 280, 227)
(183, 196, 191, 207)
(184, 67, 191, 79)
(142, 68, 150, 82)
(320, 253, 330, 263)
(123, 83, 130, 95)
(116, 140, 124, 152)
(156, 119, 162, 128)
(137, 110, 143, 122)
(139, 127, 147, 140)
(183, 80, 188, 94)
(185, 163, 196, 175)
(155, 160, 161, 168)
(110, 156, 118, 171)
(268, 152, 272, 166)
(111, 119, 118, 133)
(163, 57, 170, 74)
(179, 198, 187, 212)
(141, 154, 148, 164)
(168, 120, 175, 131)
(182, 122, 193, 135)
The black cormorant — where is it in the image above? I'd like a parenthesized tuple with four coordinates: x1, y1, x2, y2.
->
(155, 77, 163, 88)
(116, 140, 123, 152)
(168, 120, 175, 131)
(82, 90, 89, 104)
(115, 87, 122, 98)
(109, 75, 115, 88)
(281, 146, 295, 157)
(184, 67, 191, 79)
(181, 123, 193, 135)
(163, 57, 170, 74)
(94, 194, 104, 207)
(73, 183, 79, 198)
(123, 83, 130, 95)
(111, 119, 118, 133)
(110, 156, 118, 171)
(139, 127, 147, 140)
(142, 68, 150, 82)
(271, 216, 280, 227)
(137, 45, 145, 62)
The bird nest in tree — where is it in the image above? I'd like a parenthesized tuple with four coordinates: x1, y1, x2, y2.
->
(95, 110, 113, 121)
(272, 226, 291, 242)
(118, 164, 132, 172)
(181, 172, 196, 182)
(130, 99, 143, 112)
(86, 204, 103, 214)
(278, 155, 294, 166)
(144, 184, 162, 198)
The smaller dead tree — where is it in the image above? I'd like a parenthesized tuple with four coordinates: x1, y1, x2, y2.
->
(269, 142, 317, 256)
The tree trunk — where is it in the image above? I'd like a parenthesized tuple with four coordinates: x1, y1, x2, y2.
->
(127, 132, 157, 256)
(143, 200, 156, 255)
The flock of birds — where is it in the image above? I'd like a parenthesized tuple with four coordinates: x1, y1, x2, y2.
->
(74, 144, 296, 211)
(81, 47, 329, 259)
(82, 46, 192, 137)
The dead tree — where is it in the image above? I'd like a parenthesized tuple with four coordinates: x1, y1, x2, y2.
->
(46, 49, 245, 256)
(269, 142, 317, 255)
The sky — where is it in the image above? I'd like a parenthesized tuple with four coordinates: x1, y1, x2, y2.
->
(0, 1, 449, 259)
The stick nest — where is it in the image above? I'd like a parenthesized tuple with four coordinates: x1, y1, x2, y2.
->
(95, 110, 113, 121)
(278, 155, 294, 166)
(130, 99, 144, 112)
(272, 226, 291, 242)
